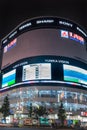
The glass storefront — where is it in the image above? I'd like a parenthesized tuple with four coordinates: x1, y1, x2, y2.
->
(0, 86, 87, 117)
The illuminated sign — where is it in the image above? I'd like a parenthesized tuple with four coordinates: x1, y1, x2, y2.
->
(19, 22, 32, 30)
(61, 30, 84, 44)
(81, 112, 87, 116)
(2, 17, 87, 46)
(0, 55, 87, 90)
(69, 32, 84, 44)
(45, 59, 69, 64)
(61, 30, 69, 38)
(63, 64, 87, 85)
(9, 31, 17, 39)
(22, 63, 51, 81)
(36, 19, 54, 24)
(77, 27, 87, 37)
(59, 21, 73, 27)
(2, 69, 16, 88)
(4, 38, 17, 53)
(3, 39, 8, 44)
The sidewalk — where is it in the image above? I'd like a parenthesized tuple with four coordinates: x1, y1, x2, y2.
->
(22, 125, 74, 130)
(22, 125, 86, 130)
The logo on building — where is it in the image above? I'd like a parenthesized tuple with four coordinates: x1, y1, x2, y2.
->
(61, 30, 84, 44)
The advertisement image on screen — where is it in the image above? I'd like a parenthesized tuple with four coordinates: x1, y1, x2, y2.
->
(4, 38, 17, 53)
(2, 69, 16, 88)
(22, 63, 51, 81)
(63, 64, 87, 85)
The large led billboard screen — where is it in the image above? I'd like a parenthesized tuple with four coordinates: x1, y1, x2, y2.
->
(1, 17, 87, 70)
(1, 56, 87, 89)
(2, 69, 16, 88)
(22, 63, 51, 81)
(1, 17, 87, 90)
(63, 64, 87, 85)
(1, 29, 87, 70)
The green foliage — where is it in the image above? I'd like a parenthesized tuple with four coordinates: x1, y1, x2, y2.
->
(29, 103, 32, 117)
(26, 103, 33, 118)
(26, 104, 48, 119)
(58, 101, 66, 126)
(1, 95, 10, 120)
(34, 106, 47, 118)
(0, 107, 2, 113)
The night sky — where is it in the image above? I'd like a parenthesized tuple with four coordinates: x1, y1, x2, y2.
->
(0, 0, 87, 40)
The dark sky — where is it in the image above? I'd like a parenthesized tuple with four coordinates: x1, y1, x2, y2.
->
(0, 0, 87, 40)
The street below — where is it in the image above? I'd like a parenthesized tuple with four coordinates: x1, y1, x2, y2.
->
(0, 127, 73, 130)
(0, 128, 54, 130)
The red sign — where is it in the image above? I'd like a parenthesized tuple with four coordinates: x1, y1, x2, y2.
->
(81, 112, 87, 116)
(61, 30, 84, 44)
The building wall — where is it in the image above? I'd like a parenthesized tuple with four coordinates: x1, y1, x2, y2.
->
(0, 16, 87, 119)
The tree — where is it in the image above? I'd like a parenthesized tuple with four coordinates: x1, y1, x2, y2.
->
(1, 95, 10, 122)
(29, 103, 32, 118)
(58, 101, 66, 126)
(25, 103, 33, 118)
(34, 106, 47, 118)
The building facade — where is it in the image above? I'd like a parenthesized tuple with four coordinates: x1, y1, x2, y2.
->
(0, 16, 87, 123)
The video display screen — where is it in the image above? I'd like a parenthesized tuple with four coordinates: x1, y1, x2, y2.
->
(63, 64, 87, 85)
(1, 17, 87, 90)
(1, 55, 87, 89)
(22, 63, 51, 81)
(2, 69, 16, 88)
(1, 29, 87, 70)
(3, 39, 17, 53)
